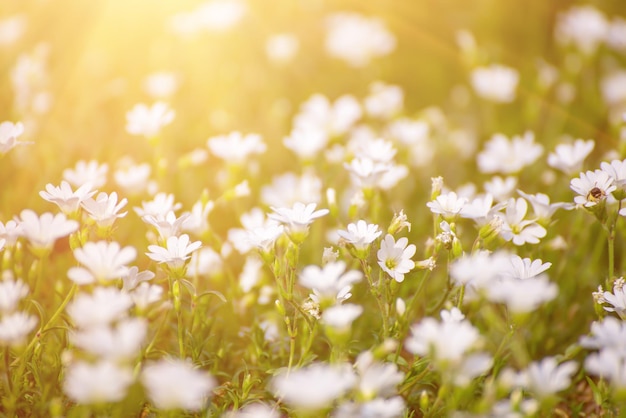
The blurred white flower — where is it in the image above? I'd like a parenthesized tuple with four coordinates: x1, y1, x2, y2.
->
(547, 138, 594, 175)
(0, 15, 26, 46)
(471, 64, 519, 103)
(0, 311, 37, 347)
(130, 282, 164, 310)
(170, 0, 246, 36)
(477, 132, 543, 174)
(0, 220, 22, 247)
(344, 157, 393, 190)
(143, 71, 179, 99)
(377, 234, 416, 283)
(67, 287, 133, 328)
(584, 348, 626, 388)
(354, 351, 404, 399)
(224, 402, 281, 418)
(459, 193, 506, 225)
(335, 397, 406, 418)
(63, 160, 108, 189)
(265, 33, 299, 64)
(114, 161, 152, 195)
(364, 82, 403, 119)
(405, 312, 482, 366)
(523, 357, 577, 398)
(580, 316, 626, 354)
(555, 5, 608, 55)
(126, 101, 175, 138)
(17, 210, 79, 254)
(0, 121, 25, 155)
(71, 317, 147, 360)
(607, 17, 626, 52)
(484, 176, 518, 202)
(207, 132, 266, 165)
(0, 277, 29, 313)
(322, 303, 363, 332)
(67, 241, 137, 285)
(325, 12, 396, 67)
(142, 358, 216, 411)
(299, 261, 362, 307)
(270, 362, 357, 411)
(181, 199, 215, 236)
(261, 172, 322, 208)
(187, 247, 223, 278)
(63, 360, 133, 404)
(487, 274, 558, 313)
(121, 266, 155, 292)
(134, 193, 182, 219)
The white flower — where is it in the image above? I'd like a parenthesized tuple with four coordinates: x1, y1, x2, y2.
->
(0, 121, 25, 155)
(283, 128, 329, 160)
(63, 160, 108, 189)
(141, 358, 216, 411)
(207, 131, 266, 165)
(601, 283, 626, 319)
(477, 132, 543, 174)
(268, 202, 329, 240)
(146, 234, 202, 271)
(471, 64, 519, 103)
(427, 191, 467, 218)
(459, 193, 506, 225)
(63, 360, 134, 404)
(39, 181, 96, 215)
(126, 101, 175, 138)
(67, 241, 137, 285)
(570, 169, 616, 207)
(337, 220, 382, 253)
(325, 12, 395, 67)
(244, 224, 284, 254)
(121, 266, 155, 292)
(186, 247, 223, 278)
(0, 311, 37, 347)
(270, 362, 357, 410)
(0, 15, 26, 46)
(142, 211, 191, 241)
(0, 277, 29, 313)
(496, 198, 547, 246)
(555, 5, 608, 55)
(601, 159, 626, 196)
(321, 303, 363, 331)
(449, 250, 512, 296)
(81, 191, 128, 228)
(71, 318, 147, 360)
(506, 256, 551, 280)
(548, 139, 594, 175)
(377, 234, 416, 283)
(352, 137, 397, 164)
(299, 261, 362, 306)
(67, 287, 133, 328)
(517, 190, 572, 221)
(17, 209, 79, 253)
(293, 94, 361, 138)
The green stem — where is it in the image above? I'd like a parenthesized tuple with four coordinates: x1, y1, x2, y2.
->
(12, 283, 77, 368)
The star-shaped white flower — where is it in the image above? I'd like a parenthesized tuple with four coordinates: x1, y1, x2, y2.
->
(146, 234, 202, 271)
